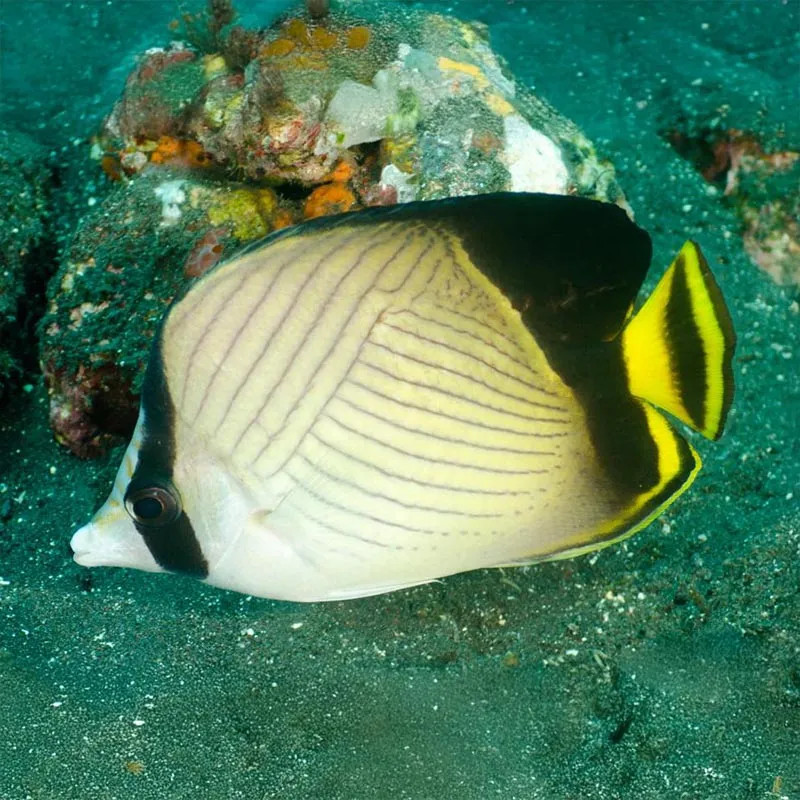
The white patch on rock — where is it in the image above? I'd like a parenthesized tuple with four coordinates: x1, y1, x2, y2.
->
(472, 42, 517, 97)
(392, 44, 447, 112)
(120, 150, 147, 173)
(154, 180, 186, 227)
(324, 79, 398, 148)
(502, 114, 568, 194)
(379, 164, 417, 203)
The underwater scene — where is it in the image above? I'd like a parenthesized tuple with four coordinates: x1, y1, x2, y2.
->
(0, 1, 798, 798)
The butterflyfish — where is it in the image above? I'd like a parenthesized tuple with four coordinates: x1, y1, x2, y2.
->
(70, 193, 736, 601)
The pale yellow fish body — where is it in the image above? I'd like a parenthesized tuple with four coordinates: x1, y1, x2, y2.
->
(71, 194, 735, 601)
(163, 223, 615, 598)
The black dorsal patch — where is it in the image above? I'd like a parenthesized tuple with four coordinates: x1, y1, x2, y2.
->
(432, 193, 658, 501)
(443, 193, 653, 346)
(126, 329, 208, 578)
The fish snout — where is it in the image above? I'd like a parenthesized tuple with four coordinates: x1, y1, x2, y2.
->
(70, 522, 105, 567)
(69, 506, 162, 573)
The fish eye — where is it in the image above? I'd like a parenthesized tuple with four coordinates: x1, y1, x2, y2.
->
(124, 484, 181, 527)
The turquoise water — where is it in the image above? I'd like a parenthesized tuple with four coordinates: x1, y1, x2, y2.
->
(1, 2, 798, 798)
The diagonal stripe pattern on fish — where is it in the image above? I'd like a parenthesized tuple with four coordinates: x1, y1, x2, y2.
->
(71, 193, 736, 601)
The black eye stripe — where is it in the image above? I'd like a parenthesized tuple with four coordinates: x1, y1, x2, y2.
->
(124, 330, 209, 578)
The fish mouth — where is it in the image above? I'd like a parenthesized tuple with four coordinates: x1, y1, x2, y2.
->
(70, 523, 104, 567)
(69, 500, 128, 567)
(70, 510, 162, 573)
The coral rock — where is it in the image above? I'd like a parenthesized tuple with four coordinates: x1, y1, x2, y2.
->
(46, 2, 632, 455)
(39, 172, 287, 456)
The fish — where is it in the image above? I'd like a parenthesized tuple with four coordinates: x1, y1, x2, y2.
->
(70, 192, 736, 602)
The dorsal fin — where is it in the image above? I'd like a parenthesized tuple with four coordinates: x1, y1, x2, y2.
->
(212, 192, 652, 345)
(440, 193, 652, 345)
(237, 192, 653, 346)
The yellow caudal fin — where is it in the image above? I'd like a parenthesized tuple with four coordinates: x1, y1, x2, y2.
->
(621, 241, 736, 440)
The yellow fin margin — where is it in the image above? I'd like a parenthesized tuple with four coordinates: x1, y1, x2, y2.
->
(553, 404, 700, 560)
(508, 402, 701, 566)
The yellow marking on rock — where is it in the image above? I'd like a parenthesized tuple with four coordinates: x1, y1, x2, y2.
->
(484, 92, 515, 116)
(437, 57, 489, 89)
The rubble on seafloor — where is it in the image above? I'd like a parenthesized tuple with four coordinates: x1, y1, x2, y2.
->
(0, 130, 53, 399)
(666, 125, 800, 288)
(40, 1, 628, 458)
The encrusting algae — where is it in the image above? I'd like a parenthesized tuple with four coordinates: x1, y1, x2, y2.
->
(206, 186, 278, 240)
